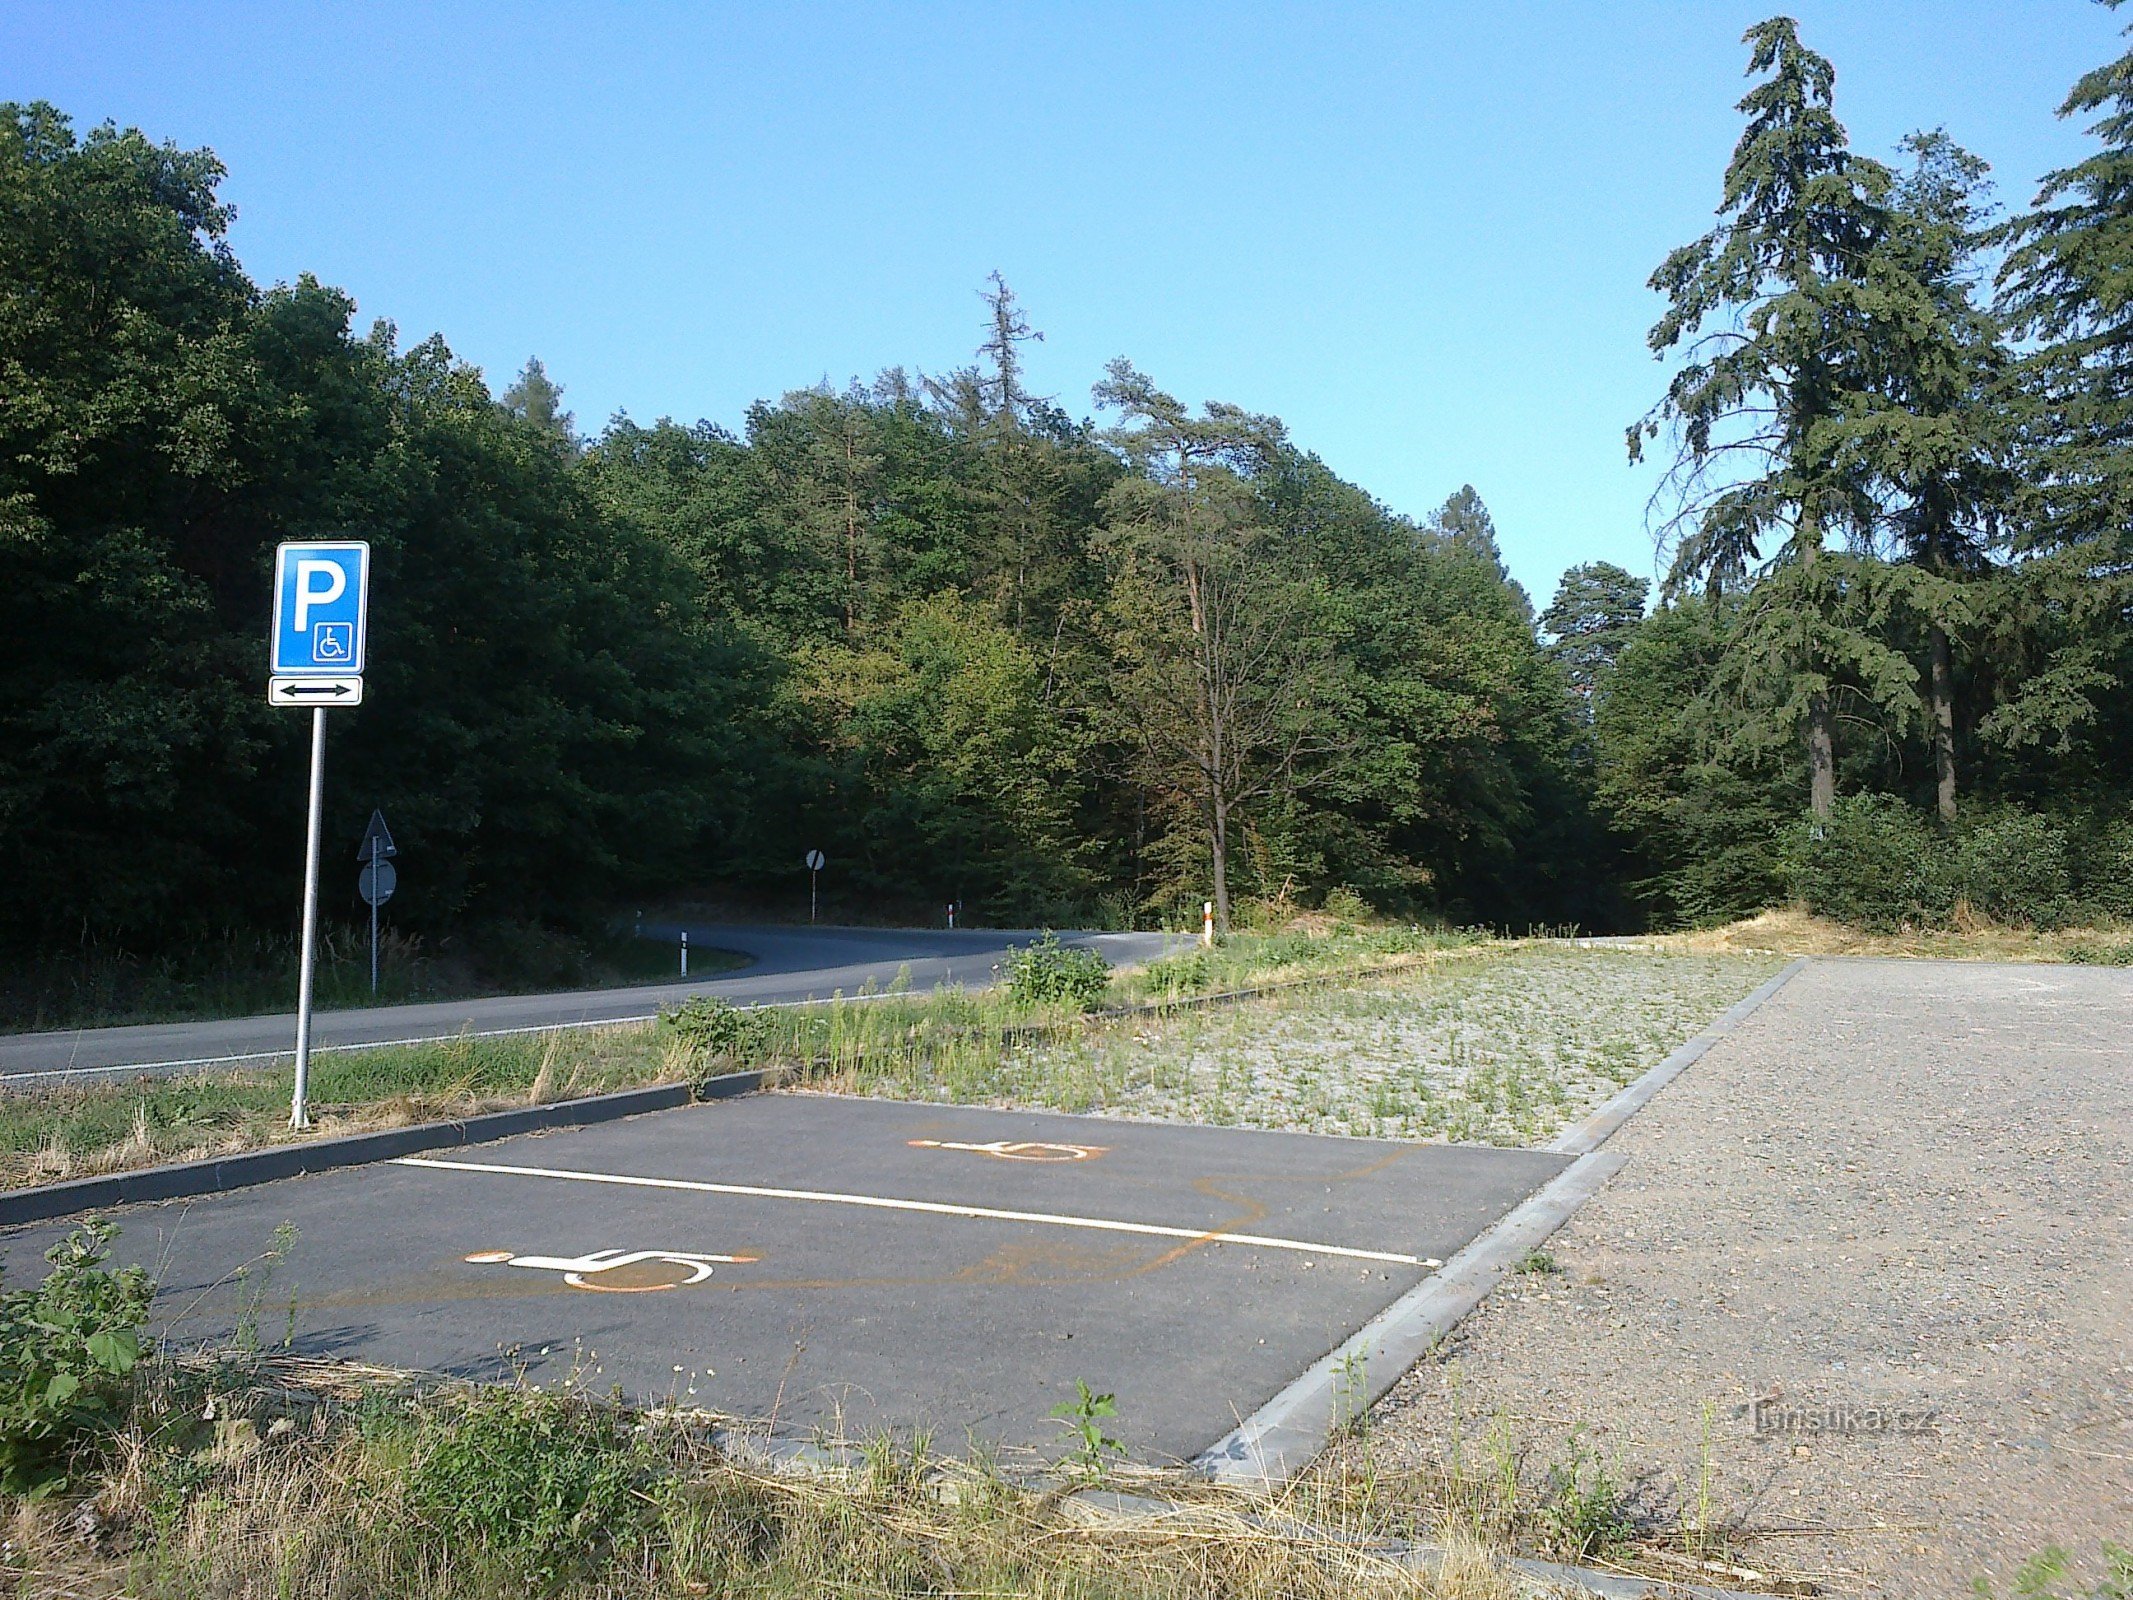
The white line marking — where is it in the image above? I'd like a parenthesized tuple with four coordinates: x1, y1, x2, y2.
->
(390, 1155, 1435, 1268)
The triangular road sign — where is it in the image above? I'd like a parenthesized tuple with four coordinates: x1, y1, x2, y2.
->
(358, 808, 398, 862)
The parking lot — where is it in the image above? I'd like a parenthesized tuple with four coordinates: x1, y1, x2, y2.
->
(1, 1092, 1571, 1464)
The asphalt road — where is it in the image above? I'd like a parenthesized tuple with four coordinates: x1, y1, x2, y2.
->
(0, 925, 1174, 1085)
(0, 1093, 1570, 1464)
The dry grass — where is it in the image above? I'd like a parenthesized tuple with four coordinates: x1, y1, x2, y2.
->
(0, 1359, 1573, 1600)
(1629, 905, 2133, 964)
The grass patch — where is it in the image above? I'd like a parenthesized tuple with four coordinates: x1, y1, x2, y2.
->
(0, 1026, 676, 1191)
(1, 934, 1777, 1190)
(1112, 926, 1487, 1005)
(803, 947, 1783, 1148)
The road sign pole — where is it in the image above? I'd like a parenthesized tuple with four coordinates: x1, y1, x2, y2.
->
(803, 849, 826, 924)
(291, 707, 328, 1130)
(369, 848, 379, 996)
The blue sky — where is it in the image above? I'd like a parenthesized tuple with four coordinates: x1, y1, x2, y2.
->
(3, 3, 2120, 601)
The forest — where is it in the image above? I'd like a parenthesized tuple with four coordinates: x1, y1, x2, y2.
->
(4, 14, 2132, 983)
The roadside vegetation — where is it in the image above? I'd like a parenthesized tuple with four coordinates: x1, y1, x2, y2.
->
(6, 1382, 1545, 1600)
(0, 1026, 673, 1192)
(0, 926, 1467, 1191)
(1, 929, 1777, 1190)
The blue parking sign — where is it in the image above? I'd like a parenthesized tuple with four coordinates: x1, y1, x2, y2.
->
(271, 541, 370, 675)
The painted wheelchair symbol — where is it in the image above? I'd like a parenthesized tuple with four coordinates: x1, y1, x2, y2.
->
(464, 1247, 756, 1293)
(907, 1138, 1108, 1163)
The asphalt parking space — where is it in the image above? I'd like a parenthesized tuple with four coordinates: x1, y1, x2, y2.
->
(0, 1094, 1571, 1463)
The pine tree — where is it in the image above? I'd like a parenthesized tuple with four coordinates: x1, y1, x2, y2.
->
(1542, 563, 1650, 704)
(1427, 485, 1509, 577)
(1998, 14, 2133, 556)
(977, 271, 1042, 426)
(1093, 361, 1345, 933)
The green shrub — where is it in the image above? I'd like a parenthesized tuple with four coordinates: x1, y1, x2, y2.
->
(2073, 814, 2133, 921)
(0, 1219, 155, 1495)
(1952, 810, 2076, 928)
(1789, 796, 2113, 932)
(661, 996, 774, 1061)
(407, 1390, 651, 1584)
(1787, 795, 1953, 932)
(1002, 932, 1113, 1010)
(1321, 885, 1373, 926)
(2066, 939, 2133, 966)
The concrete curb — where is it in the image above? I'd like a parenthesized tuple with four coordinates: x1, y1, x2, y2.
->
(1195, 954, 1813, 1488)
(0, 1067, 780, 1228)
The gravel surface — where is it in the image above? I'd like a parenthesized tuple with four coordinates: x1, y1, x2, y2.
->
(1364, 957, 2133, 1598)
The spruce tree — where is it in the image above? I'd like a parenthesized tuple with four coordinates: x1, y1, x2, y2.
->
(1848, 131, 2007, 819)
(502, 355, 577, 450)
(1631, 17, 1912, 818)
(1992, 16, 2133, 755)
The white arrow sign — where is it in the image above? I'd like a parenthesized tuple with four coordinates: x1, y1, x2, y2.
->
(269, 675, 363, 706)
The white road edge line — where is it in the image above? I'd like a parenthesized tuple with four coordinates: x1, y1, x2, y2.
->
(388, 1155, 1433, 1268)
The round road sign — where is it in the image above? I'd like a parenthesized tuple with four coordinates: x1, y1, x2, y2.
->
(359, 857, 397, 907)
(805, 849, 826, 871)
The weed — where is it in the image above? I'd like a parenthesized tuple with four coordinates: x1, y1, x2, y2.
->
(1682, 1399, 1720, 1556)
(1002, 932, 1113, 1009)
(660, 995, 775, 1061)
(1048, 1378, 1125, 1480)
(1332, 1347, 1372, 1438)
(1973, 1544, 2133, 1599)
(405, 1389, 650, 1584)
(1513, 1249, 1560, 1276)
(1537, 1426, 1631, 1560)
(230, 1221, 300, 1355)
(0, 1219, 154, 1495)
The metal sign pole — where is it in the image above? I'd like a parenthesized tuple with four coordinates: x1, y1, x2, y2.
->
(811, 868, 818, 924)
(291, 707, 328, 1129)
(368, 844, 379, 996)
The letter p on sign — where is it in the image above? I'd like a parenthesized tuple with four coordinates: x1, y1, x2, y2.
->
(272, 542, 370, 676)
(293, 560, 347, 632)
